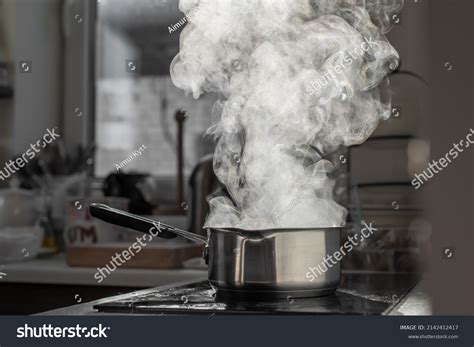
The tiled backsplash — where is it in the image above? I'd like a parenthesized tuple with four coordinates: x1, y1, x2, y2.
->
(95, 76, 217, 177)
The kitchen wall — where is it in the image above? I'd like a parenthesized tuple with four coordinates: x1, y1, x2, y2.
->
(0, 0, 15, 169)
(12, 0, 63, 152)
(425, 0, 474, 315)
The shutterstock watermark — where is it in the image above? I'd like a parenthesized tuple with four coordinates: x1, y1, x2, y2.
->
(17, 324, 109, 339)
(306, 37, 379, 96)
(0, 127, 61, 181)
(305, 221, 377, 282)
(93, 222, 163, 283)
(411, 128, 474, 189)
(168, 6, 199, 34)
(115, 144, 147, 171)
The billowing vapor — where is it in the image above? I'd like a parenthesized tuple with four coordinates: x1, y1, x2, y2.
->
(171, 0, 403, 229)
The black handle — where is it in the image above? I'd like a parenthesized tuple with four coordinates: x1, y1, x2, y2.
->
(89, 203, 176, 239)
(89, 203, 207, 244)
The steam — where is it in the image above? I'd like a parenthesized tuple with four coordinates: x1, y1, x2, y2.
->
(171, 0, 403, 229)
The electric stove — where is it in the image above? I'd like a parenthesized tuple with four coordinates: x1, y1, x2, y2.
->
(94, 273, 418, 315)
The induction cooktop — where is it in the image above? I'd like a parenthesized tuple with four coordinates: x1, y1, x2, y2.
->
(94, 273, 418, 315)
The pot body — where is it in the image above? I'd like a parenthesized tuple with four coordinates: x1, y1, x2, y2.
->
(87, 203, 343, 299)
(206, 227, 342, 299)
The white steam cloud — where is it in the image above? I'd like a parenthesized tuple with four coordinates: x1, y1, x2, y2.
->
(171, 0, 403, 229)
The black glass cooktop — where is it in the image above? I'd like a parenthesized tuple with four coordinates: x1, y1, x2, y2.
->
(95, 273, 418, 315)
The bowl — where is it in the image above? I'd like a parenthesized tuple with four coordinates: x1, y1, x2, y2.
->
(0, 226, 44, 263)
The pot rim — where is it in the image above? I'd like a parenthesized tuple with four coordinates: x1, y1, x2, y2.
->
(205, 226, 346, 235)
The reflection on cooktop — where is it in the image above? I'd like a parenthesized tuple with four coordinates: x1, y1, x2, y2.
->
(95, 273, 418, 315)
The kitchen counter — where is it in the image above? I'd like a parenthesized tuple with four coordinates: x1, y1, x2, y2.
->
(39, 272, 432, 316)
(0, 254, 207, 288)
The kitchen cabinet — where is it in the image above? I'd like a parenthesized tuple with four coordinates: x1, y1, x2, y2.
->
(0, 255, 206, 314)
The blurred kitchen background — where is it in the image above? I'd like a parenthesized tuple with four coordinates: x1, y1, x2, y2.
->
(0, 0, 432, 314)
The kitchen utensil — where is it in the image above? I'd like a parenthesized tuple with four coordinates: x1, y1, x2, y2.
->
(90, 203, 343, 299)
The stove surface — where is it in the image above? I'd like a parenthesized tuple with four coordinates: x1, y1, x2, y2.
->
(95, 273, 418, 315)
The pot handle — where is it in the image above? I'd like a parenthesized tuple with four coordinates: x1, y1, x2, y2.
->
(89, 203, 207, 244)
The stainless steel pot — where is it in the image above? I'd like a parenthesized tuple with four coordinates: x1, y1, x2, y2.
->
(90, 203, 342, 299)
